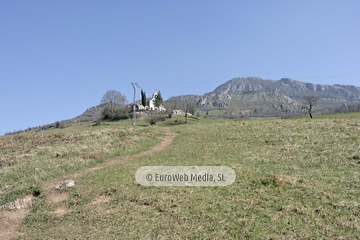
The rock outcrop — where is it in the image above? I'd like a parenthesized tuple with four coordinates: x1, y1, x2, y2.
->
(56, 180, 75, 189)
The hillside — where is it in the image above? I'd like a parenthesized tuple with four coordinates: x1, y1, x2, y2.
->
(169, 77, 360, 117)
(67, 77, 360, 122)
(1, 114, 360, 238)
(5, 77, 359, 136)
(213, 77, 360, 100)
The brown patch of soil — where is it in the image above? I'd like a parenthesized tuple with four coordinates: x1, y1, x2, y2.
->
(0, 194, 34, 240)
(0, 202, 30, 240)
(0, 209, 31, 240)
(91, 194, 110, 205)
(53, 205, 69, 218)
(46, 189, 69, 203)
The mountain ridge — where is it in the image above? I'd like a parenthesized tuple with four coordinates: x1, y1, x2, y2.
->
(47, 77, 360, 120)
(167, 77, 360, 118)
(5, 76, 359, 135)
(212, 77, 360, 100)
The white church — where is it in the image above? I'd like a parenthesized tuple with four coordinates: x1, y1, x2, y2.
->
(129, 92, 166, 112)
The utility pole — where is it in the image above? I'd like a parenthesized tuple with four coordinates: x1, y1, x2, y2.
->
(131, 83, 140, 125)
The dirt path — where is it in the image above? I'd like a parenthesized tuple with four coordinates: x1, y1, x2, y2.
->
(0, 127, 177, 240)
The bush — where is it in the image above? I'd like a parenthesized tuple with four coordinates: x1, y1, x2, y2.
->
(149, 114, 166, 126)
(149, 118, 157, 126)
(171, 119, 185, 125)
(101, 105, 129, 120)
(334, 103, 360, 114)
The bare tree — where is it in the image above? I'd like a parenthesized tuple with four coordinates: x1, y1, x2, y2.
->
(334, 102, 360, 114)
(164, 97, 197, 121)
(181, 100, 197, 123)
(100, 90, 128, 120)
(100, 90, 127, 110)
(164, 97, 181, 118)
(301, 96, 319, 118)
(186, 101, 197, 115)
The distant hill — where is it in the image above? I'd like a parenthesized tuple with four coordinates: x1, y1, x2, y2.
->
(71, 104, 105, 123)
(5, 76, 360, 135)
(213, 77, 360, 100)
(78, 77, 360, 119)
(166, 77, 360, 118)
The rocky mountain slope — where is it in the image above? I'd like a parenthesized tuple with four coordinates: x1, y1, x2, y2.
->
(168, 77, 360, 117)
(77, 77, 359, 119)
(213, 77, 360, 100)
(50, 77, 360, 124)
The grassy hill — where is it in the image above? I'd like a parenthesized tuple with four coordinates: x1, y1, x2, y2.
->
(1, 113, 360, 239)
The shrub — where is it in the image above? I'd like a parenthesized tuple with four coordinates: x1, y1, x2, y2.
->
(149, 114, 166, 126)
(101, 105, 129, 120)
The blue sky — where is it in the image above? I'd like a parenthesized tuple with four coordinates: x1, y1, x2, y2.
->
(1, 0, 359, 135)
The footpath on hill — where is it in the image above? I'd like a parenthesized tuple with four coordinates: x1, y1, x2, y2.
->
(0, 127, 178, 240)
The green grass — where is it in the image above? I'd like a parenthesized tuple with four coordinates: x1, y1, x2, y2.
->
(196, 109, 227, 117)
(0, 121, 163, 206)
(4, 113, 360, 239)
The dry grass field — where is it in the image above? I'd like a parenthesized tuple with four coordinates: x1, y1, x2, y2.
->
(1, 113, 360, 239)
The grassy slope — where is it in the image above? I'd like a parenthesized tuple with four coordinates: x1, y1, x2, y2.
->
(0, 120, 163, 206)
(9, 113, 360, 239)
